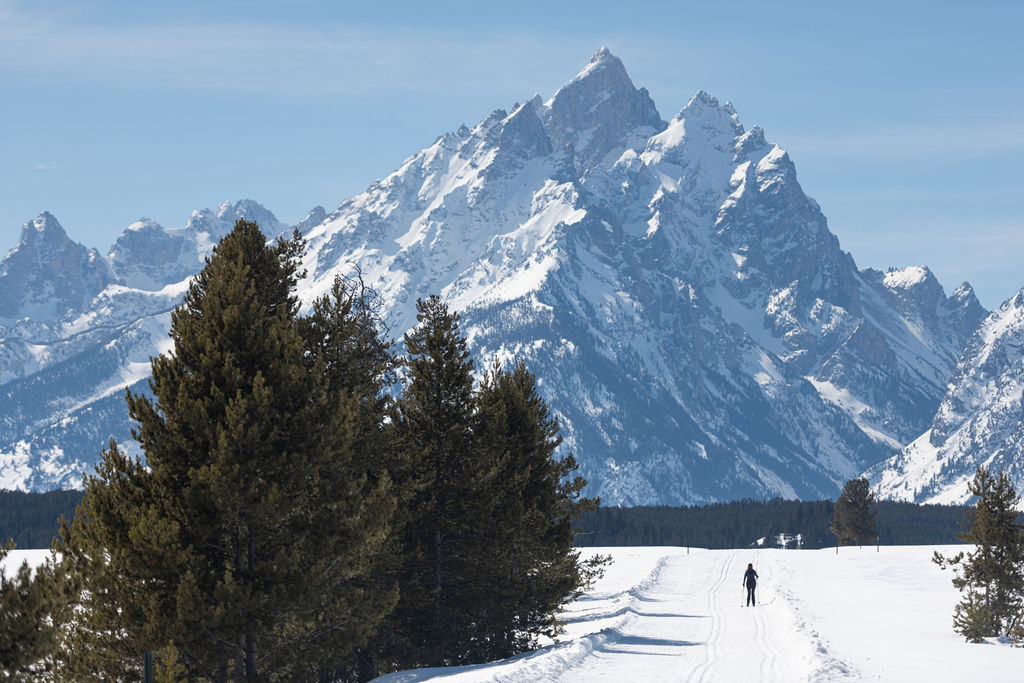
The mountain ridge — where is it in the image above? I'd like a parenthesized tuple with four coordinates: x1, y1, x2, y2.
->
(869, 285, 1024, 506)
(0, 49, 989, 503)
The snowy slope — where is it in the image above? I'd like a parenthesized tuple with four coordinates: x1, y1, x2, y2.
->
(0, 201, 288, 490)
(0, 49, 985, 502)
(373, 545, 1023, 682)
(869, 286, 1024, 505)
(292, 49, 983, 504)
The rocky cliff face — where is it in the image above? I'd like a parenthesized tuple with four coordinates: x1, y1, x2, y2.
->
(869, 287, 1024, 505)
(0, 50, 987, 503)
(0, 212, 113, 324)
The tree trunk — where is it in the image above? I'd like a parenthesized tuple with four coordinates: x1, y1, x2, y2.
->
(245, 538, 257, 681)
(433, 525, 442, 657)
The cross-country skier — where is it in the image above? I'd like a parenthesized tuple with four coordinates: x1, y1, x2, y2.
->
(743, 563, 758, 606)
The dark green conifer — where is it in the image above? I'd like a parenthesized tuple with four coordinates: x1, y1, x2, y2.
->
(830, 477, 877, 547)
(60, 221, 395, 681)
(388, 295, 491, 667)
(473, 358, 604, 660)
(297, 272, 399, 679)
(934, 466, 1024, 642)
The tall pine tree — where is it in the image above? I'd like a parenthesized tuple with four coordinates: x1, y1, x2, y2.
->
(59, 221, 395, 681)
(388, 295, 493, 668)
(934, 466, 1024, 642)
(472, 359, 603, 660)
(297, 272, 399, 679)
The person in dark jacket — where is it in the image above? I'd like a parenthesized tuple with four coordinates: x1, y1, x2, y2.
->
(743, 563, 759, 606)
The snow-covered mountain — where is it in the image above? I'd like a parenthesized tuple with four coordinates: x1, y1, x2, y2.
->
(0, 49, 987, 503)
(0, 201, 288, 489)
(869, 286, 1024, 505)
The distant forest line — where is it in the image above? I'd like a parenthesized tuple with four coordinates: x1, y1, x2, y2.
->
(2, 489, 976, 550)
(576, 499, 977, 549)
(1, 489, 84, 549)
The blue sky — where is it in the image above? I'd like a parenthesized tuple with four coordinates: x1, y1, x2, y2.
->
(2, 0, 1021, 308)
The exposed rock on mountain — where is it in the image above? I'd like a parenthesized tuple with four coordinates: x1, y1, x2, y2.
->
(870, 286, 1024, 505)
(0, 50, 987, 503)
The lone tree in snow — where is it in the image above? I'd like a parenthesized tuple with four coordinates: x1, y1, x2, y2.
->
(830, 477, 877, 547)
(933, 466, 1024, 643)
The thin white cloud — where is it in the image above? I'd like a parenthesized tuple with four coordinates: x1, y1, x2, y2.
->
(0, 7, 600, 99)
(32, 161, 59, 171)
(785, 119, 1024, 162)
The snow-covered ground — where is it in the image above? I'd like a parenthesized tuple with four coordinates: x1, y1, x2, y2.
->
(6, 545, 1021, 680)
(1, 548, 52, 575)
(377, 546, 1024, 682)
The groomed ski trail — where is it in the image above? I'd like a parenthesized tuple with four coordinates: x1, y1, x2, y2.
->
(455, 549, 812, 682)
(374, 548, 817, 682)
(654, 549, 805, 682)
(372, 545, 1024, 683)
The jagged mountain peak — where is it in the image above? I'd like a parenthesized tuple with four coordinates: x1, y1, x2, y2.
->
(16, 211, 73, 250)
(634, 95, 748, 192)
(293, 206, 327, 234)
(734, 125, 770, 160)
(8, 212, 84, 261)
(866, 267, 987, 341)
(0, 212, 112, 323)
(571, 46, 627, 82)
(110, 200, 289, 291)
(493, 100, 552, 162)
(29, 210, 62, 232)
(950, 281, 977, 300)
(946, 281, 986, 322)
(186, 199, 285, 241)
(543, 48, 665, 167)
(683, 90, 733, 114)
(883, 265, 935, 289)
(880, 266, 946, 309)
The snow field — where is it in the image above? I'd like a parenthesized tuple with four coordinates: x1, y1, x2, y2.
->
(376, 545, 1024, 682)
(9, 545, 1023, 680)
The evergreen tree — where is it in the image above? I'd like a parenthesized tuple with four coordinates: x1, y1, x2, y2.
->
(472, 359, 604, 660)
(933, 466, 1024, 642)
(59, 221, 395, 681)
(297, 272, 399, 680)
(388, 295, 493, 667)
(0, 541, 75, 680)
(299, 271, 395, 412)
(830, 478, 877, 547)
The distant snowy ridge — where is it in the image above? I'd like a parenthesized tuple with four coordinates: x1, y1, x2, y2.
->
(0, 201, 289, 490)
(869, 286, 1024, 506)
(0, 49, 987, 503)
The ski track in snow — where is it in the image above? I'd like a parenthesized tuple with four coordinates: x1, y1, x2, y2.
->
(750, 555, 783, 681)
(691, 551, 735, 683)
(375, 548, 815, 682)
